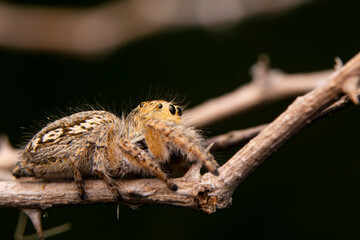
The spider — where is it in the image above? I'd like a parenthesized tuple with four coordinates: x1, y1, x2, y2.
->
(12, 100, 219, 200)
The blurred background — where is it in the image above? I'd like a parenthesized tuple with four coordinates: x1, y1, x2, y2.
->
(0, 0, 359, 239)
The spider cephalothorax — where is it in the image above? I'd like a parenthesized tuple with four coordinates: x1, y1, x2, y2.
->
(12, 100, 219, 199)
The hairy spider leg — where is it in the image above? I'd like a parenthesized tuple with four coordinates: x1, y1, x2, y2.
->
(145, 120, 219, 176)
(69, 156, 86, 200)
(89, 129, 123, 200)
(118, 138, 178, 191)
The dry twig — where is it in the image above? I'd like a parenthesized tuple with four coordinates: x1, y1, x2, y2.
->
(207, 124, 268, 151)
(0, 52, 359, 215)
(185, 56, 333, 126)
(207, 88, 360, 150)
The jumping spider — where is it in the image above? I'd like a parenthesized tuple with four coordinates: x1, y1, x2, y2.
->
(12, 100, 219, 200)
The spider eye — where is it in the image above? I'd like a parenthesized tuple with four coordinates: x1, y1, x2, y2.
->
(177, 107, 182, 116)
(139, 102, 145, 108)
(169, 104, 176, 115)
(157, 103, 163, 109)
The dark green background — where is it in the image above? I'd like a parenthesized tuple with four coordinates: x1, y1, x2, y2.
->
(1, 0, 359, 239)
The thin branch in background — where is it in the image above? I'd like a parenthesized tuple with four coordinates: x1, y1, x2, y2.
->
(207, 124, 268, 151)
(207, 89, 360, 150)
(184, 55, 333, 127)
(14, 211, 72, 240)
(0, 0, 310, 55)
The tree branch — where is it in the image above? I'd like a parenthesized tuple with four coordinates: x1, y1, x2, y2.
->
(0, 52, 359, 215)
(184, 56, 333, 126)
(207, 89, 360, 151)
(211, 52, 360, 200)
(207, 124, 268, 151)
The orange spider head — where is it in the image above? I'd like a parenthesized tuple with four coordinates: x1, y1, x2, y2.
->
(134, 100, 183, 123)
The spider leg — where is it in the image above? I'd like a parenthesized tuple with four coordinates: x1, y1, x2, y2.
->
(93, 145, 123, 200)
(118, 138, 178, 191)
(145, 120, 219, 176)
(71, 161, 86, 200)
(70, 142, 94, 200)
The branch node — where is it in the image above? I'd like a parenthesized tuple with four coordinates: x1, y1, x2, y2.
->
(22, 208, 44, 240)
(250, 53, 271, 86)
(342, 76, 360, 105)
(334, 57, 343, 70)
(197, 190, 217, 214)
(183, 162, 202, 181)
